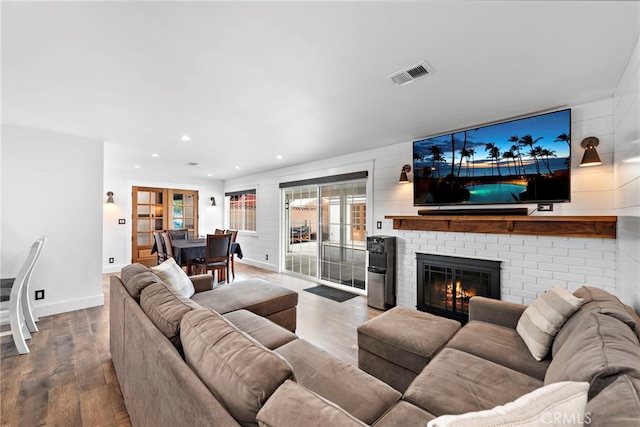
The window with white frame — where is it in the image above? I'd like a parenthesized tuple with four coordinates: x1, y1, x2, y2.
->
(226, 189, 257, 232)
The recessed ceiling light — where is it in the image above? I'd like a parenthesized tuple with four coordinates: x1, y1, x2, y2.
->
(134, 165, 141, 169)
(234, 166, 240, 170)
(276, 154, 283, 160)
(180, 135, 191, 142)
(152, 153, 159, 158)
(207, 173, 212, 177)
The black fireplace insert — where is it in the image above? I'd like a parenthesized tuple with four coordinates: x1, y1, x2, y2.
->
(416, 253, 500, 323)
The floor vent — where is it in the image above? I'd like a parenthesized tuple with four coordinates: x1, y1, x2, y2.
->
(388, 61, 432, 86)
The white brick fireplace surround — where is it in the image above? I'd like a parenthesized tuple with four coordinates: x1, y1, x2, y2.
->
(394, 230, 616, 308)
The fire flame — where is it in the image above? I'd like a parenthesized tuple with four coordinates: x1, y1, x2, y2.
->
(446, 281, 476, 299)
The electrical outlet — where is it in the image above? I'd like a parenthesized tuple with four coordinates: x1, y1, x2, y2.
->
(118, 219, 126, 225)
(109, 257, 115, 264)
(265, 254, 269, 261)
(376, 221, 382, 229)
(538, 203, 554, 212)
(35, 290, 45, 300)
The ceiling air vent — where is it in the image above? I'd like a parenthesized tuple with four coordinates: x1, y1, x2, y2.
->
(388, 61, 432, 86)
(187, 162, 199, 166)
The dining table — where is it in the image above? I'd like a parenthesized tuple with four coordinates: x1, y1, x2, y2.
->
(151, 238, 243, 267)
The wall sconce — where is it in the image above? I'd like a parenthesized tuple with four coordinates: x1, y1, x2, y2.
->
(580, 137, 602, 167)
(106, 191, 115, 203)
(399, 164, 412, 183)
(210, 197, 216, 206)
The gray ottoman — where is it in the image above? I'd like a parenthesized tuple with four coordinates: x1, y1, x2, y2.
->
(357, 306, 461, 392)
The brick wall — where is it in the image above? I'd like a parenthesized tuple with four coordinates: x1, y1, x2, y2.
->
(395, 231, 616, 307)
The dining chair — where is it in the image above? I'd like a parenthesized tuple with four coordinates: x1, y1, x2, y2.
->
(168, 228, 189, 240)
(191, 234, 231, 283)
(224, 229, 238, 279)
(214, 228, 225, 235)
(153, 231, 167, 264)
(22, 235, 47, 329)
(0, 237, 45, 354)
(161, 232, 174, 260)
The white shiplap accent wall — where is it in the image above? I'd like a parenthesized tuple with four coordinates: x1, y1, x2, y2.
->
(377, 101, 620, 308)
(614, 29, 640, 311)
(227, 99, 628, 307)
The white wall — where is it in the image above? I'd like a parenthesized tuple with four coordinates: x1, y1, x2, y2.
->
(225, 157, 376, 272)
(102, 166, 224, 273)
(614, 31, 640, 312)
(1, 125, 104, 318)
(226, 98, 629, 306)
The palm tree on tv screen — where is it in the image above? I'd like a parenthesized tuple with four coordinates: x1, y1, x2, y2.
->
(519, 134, 543, 175)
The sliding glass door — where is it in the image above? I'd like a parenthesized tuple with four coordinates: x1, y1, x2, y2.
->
(319, 181, 367, 289)
(283, 186, 318, 277)
(283, 178, 367, 290)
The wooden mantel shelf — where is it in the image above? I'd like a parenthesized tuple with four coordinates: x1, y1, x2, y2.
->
(384, 215, 617, 239)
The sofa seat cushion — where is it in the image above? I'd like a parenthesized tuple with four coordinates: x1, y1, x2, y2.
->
(181, 308, 295, 426)
(446, 321, 550, 381)
(372, 401, 435, 426)
(192, 278, 298, 318)
(275, 339, 401, 425)
(585, 375, 640, 427)
(140, 282, 200, 349)
(545, 311, 640, 399)
(223, 310, 298, 350)
(120, 263, 161, 301)
(256, 380, 367, 427)
(357, 307, 461, 374)
(404, 348, 542, 417)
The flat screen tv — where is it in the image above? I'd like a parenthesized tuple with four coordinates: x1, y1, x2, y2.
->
(413, 108, 571, 206)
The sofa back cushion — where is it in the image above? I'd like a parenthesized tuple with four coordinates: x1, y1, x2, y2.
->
(545, 311, 640, 399)
(181, 308, 295, 426)
(140, 282, 200, 350)
(120, 262, 148, 285)
(553, 286, 638, 357)
(120, 263, 161, 301)
(585, 375, 640, 426)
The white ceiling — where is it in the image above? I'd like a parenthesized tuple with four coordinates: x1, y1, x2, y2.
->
(2, 1, 639, 180)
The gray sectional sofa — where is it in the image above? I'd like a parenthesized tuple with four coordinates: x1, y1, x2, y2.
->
(110, 262, 640, 426)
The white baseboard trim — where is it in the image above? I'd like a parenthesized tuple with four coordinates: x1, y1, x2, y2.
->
(235, 258, 278, 273)
(103, 264, 126, 274)
(1, 294, 105, 325)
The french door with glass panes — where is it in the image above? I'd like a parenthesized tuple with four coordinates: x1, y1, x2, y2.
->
(283, 179, 367, 290)
(132, 187, 198, 266)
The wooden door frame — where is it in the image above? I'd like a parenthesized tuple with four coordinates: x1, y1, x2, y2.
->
(132, 186, 199, 266)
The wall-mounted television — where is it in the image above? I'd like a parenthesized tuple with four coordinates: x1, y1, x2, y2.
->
(413, 108, 571, 206)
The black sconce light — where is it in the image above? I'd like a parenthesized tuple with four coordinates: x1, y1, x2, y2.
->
(106, 191, 115, 203)
(210, 197, 216, 206)
(399, 164, 412, 183)
(580, 137, 602, 167)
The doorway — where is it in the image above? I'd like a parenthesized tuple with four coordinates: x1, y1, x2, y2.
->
(283, 178, 367, 290)
(132, 186, 198, 266)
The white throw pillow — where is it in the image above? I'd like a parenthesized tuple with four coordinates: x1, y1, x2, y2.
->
(516, 286, 584, 361)
(150, 257, 195, 298)
(427, 381, 590, 427)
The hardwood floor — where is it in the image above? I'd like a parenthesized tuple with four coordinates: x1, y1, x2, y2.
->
(1, 263, 382, 426)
